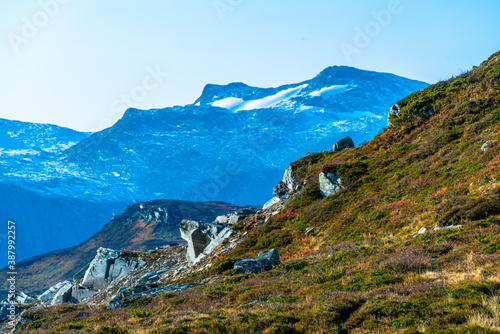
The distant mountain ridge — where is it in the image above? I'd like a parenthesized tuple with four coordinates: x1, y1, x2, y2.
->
(0, 66, 428, 265)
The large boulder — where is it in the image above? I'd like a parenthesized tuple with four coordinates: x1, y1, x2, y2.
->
(50, 281, 73, 305)
(14, 292, 36, 305)
(263, 197, 280, 210)
(70, 285, 95, 303)
(38, 281, 72, 302)
(319, 172, 342, 197)
(180, 220, 226, 263)
(233, 249, 281, 274)
(332, 136, 355, 152)
(273, 166, 300, 200)
(81, 248, 142, 289)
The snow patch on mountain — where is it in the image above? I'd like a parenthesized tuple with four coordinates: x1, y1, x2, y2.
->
(212, 84, 309, 112)
(309, 85, 351, 98)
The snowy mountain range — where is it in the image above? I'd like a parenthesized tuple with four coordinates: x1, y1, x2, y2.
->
(0, 66, 428, 265)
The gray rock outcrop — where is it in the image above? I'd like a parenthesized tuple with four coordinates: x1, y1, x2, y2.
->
(180, 220, 229, 263)
(332, 136, 355, 152)
(233, 249, 281, 274)
(388, 103, 400, 126)
(50, 281, 73, 305)
(81, 248, 143, 289)
(70, 285, 95, 303)
(107, 283, 202, 309)
(263, 197, 280, 210)
(319, 172, 342, 197)
(38, 281, 72, 302)
(273, 166, 300, 200)
(14, 292, 36, 305)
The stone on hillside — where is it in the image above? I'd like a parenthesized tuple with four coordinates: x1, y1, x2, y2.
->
(0, 302, 18, 322)
(388, 104, 400, 126)
(51, 281, 73, 305)
(38, 281, 72, 301)
(70, 285, 95, 303)
(319, 172, 342, 197)
(14, 292, 36, 305)
(81, 248, 142, 290)
(481, 140, 497, 152)
(332, 136, 355, 152)
(273, 181, 288, 199)
(418, 227, 428, 234)
(258, 249, 280, 266)
(233, 249, 281, 274)
(107, 283, 202, 309)
(139, 270, 168, 284)
(180, 220, 225, 263)
(73, 264, 89, 282)
(263, 197, 280, 210)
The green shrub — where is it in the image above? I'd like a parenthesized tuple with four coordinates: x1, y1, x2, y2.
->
(130, 309, 154, 318)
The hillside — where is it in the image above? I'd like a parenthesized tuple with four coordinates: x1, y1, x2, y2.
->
(12, 52, 500, 333)
(1, 200, 255, 295)
(0, 66, 427, 267)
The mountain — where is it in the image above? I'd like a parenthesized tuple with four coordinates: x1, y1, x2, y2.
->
(0, 67, 427, 265)
(12, 51, 500, 333)
(0, 199, 256, 295)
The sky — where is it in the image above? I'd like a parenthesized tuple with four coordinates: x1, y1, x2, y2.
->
(0, 0, 499, 132)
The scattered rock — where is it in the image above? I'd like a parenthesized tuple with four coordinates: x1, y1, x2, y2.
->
(233, 249, 281, 274)
(14, 292, 36, 305)
(51, 281, 73, 305)
(263, 197, 280, 210)
(418, 227, 428, 235)
(138, 270, 168, 284)
(481, 140, 497, 152)
(81, 248, 143, 289)
(332, 136, 355, 152)
(319, 172, 342, 197)
(38, 281, 72, 302)
(107, 283, 202, 309)
(70, 285, 95, 303)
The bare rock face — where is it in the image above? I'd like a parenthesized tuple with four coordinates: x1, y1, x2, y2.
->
(272, 166, 300, 200)
(50, 281, 73, 306)
(332, 136, 355, 152)
(81, 248, 142, 290)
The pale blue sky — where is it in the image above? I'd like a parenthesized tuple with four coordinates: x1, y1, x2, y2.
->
(1, 0, 499, 132)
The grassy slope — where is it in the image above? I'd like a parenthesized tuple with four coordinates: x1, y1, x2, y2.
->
(19, 51, 500, 333)
(2, 200, 253, 295)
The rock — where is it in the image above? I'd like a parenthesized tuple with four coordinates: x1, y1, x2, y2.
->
(107, 283, 202, 309)
(388, 103, 400, 126)
(180, 220, 225, 263)
(233, 249, 281, 274)
(418, 227, 428, 234)
(481, 140, 497, 152)
(73, 264, 89, 282)
(258, 249, 280, 266)
(38, 281, 72, 302)
(14, 292, 36, 305)
(138, 270, 168, 284)
(273, 181, 288, 199)
(51, 281, 73, 305)
(70, 285, 95, 303)
(319, 172, 342, 197)
(273, 166, 300, 199)
(81, 248, 142, 289)
(282, 166, 299, 192)
(263, 197, 280, 210)
(332, 136, 355, 152)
